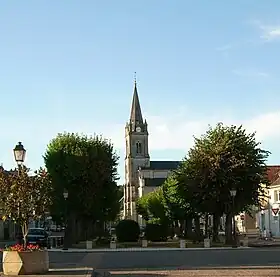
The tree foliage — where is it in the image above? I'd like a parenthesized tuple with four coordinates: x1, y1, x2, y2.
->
(0, 166, 52, 247)
(44, 132, 120, 225)
(136, 187, 168, 224)
(175, 123, 270, 215)
(162, 174, 191, 220)
(137, 123, 270, 242)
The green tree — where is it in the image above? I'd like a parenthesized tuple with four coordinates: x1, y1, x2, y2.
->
(175, 123, 269, 243)
(0, 166, 52, 247)
(136, 187, 168, 224)
(162, 174, 195, 237)
(44, 133, 119, 246)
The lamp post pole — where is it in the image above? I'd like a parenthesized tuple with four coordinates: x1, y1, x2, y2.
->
(62, 189, 69, 250)
(13, 142, 26, 242)
(230, 189, 237, 248)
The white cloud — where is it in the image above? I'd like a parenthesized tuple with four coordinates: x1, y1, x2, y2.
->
(260, 26, 280, 41)
(3, 110, 280, 165)
(105, 110, 280, 152)
(250, 20, 280, 42)
(232, 69, 269, 78)
(246, 112, 280, 141)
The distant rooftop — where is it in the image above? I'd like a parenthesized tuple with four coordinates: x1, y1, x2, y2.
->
(144, 161, 180, 171)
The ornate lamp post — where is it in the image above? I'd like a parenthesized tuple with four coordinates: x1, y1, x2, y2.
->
(62, 189, 68, 250)
(13, 142, 26, 241)
(230, 189, 237, 247)
(13, 142, 26, 168)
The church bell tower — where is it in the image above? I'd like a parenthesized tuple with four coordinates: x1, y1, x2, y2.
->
(123, 78, 150, 220)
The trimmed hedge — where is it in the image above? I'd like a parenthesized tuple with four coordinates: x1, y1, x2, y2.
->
(116, 220, 140, 242)
(145, 223, 168, 242)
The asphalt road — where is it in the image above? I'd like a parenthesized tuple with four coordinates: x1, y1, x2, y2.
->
(21, 248, 280, 269)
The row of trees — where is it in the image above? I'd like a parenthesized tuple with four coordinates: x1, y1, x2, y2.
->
(137, 123, 270, 243)
(0, 133, 122, 248)
(0, 123, 271, 247)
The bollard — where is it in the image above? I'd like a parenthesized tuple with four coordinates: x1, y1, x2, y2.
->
(110, 240, 116, 249)
(86, 240, 93, 249)
(142, 239, 148, 248)
(204, 238, 211, 248)
(180, 239, 186, 248)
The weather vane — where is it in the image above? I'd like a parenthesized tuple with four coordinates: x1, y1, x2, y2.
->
(134, 72, 137, 83)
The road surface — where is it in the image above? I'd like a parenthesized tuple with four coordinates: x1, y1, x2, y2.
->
(109, 268, 280, 276)
(17, 248, 280, 269)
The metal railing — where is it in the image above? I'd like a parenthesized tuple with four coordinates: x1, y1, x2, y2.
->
(48, 236, 64, 248)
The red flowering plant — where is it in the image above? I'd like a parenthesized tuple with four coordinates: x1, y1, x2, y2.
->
(0, 166, 53, 250)
(3, 244, 40, 252)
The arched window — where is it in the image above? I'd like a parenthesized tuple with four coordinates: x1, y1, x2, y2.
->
(136, 141, 142, 154)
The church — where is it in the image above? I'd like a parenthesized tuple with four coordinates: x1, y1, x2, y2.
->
(123, 81, 180, 222)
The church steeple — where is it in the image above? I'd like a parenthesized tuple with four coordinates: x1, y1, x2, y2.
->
(130, 79, 143, 124)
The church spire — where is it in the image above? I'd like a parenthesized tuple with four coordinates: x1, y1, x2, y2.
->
(130, 74, 143, 124)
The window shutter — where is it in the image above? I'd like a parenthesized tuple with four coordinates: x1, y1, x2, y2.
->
(274, 190, 278, 202)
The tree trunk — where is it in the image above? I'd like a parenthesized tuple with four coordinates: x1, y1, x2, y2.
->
(225, 213, 233, 245)
(21, 221, 28, 249)
(194, 217, 201, 241)
(179, 220, 184, 237)
(185, 218, 193, 238)
(64, 213, 76, 248)
(212, 213, 220, 242)
(204, 213, 209, 238)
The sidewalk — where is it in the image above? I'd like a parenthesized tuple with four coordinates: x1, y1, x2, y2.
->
(109, 268, 280, 276)
(248, 240, 280, 247)
(3, 268, 93, 277)
(48, 246, 250, 252)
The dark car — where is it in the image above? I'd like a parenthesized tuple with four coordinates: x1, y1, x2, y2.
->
(26, 228, 50, 248)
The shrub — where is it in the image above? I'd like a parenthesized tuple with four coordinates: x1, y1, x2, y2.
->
(145, 223, 168, 242)
(116, 220, 140, 242)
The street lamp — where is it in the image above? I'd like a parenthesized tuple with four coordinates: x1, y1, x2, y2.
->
(230, 189, 237, 247)
(13, 142, 26, 165)
(62, 189, 68, 250)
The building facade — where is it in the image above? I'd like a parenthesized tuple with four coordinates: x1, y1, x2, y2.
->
(256, 166, 280, 237)
(123, 81, 180, 221)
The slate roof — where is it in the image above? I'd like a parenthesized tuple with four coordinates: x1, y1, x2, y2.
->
(130, 82, 143, 124)
(144, 178, 166, 187)
(144, 161, 180, 170)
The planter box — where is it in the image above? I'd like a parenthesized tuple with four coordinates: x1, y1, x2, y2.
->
(2, 250, 49, 275)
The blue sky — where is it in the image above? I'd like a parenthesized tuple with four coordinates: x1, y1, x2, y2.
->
(1, 1, 280, 183)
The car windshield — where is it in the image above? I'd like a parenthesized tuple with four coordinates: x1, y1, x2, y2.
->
(28, 229, 45, 236)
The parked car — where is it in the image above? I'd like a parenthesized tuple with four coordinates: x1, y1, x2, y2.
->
(26, 228, 50, 248)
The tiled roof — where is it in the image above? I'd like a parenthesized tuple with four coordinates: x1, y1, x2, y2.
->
(144, 178, 166, 187)
(267, 165, 280, 183)
(145, 161, 180, 170)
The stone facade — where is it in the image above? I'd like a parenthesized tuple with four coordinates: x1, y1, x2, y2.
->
(123, 81, 179, 221)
